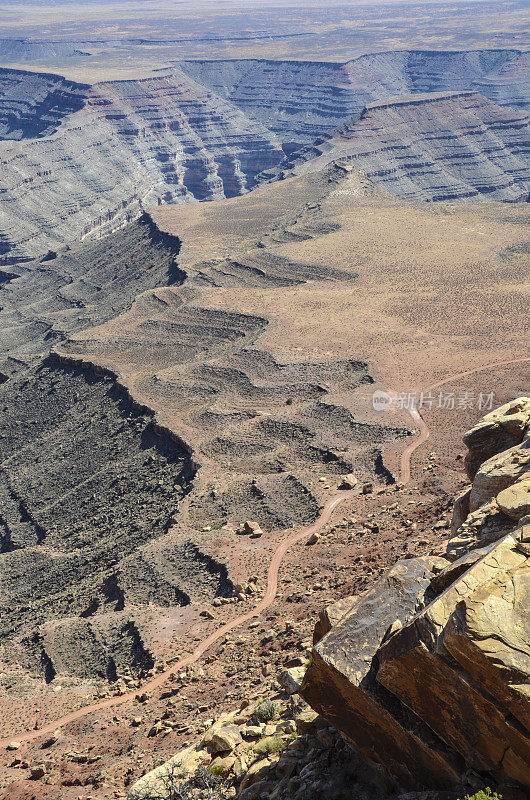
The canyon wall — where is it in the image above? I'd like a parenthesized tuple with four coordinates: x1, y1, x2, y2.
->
(291, 92, 530, 202)
(0, 68, 88, 139)
(0, 49, 529, 260)
(179, 49, 530, 149)
(0, 72, 284, 260)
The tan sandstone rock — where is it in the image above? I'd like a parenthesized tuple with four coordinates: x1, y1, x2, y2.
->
(446, 498, 515, 560)
(313, 595, 358, 644)
(451, 486, 471, 534)
(469, 443, 530, 512)
(302, 399, 530, 792)
(496, 474, 530, 521)
(377, 534, 530, 786)
(339, 473, 358, 490)
(204, 724, 243, 754)
(278, 666, 306, 695)
(463, 397, 530, 479)
(301, 556, 460, 790)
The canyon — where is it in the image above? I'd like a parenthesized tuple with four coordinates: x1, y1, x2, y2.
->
(0, 157, 528, 797)
(0, 7, 529, 796)
(0, 49, 529, 261)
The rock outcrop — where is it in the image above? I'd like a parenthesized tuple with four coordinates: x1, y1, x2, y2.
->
(290, 92, 530, 202)
(0, 212, 183, 375)
(301, 398, 530, 792)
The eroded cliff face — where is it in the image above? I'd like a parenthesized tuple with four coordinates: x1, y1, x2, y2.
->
(0, 68, 89, 140)
(301, 398, 530, 792)
(0, 72, 284, 260)
(1, 48, 529, 261)
(0, 212, 184, 377)
(289, 91, 530, 201)
(0, 172, 405, 684)
(179, 49, 530, 149)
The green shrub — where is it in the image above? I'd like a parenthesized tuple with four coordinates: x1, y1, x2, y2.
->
(458, 789, 502, 800)
(285, 397, 294, 405)
(208, 763, 226, 778)
(253, 699, 278, 723)
(253, 735, 287, 757)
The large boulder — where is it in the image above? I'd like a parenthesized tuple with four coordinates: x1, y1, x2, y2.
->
(313, 595, 358, 644)
(300, 557, 462, 790)
(203, 724, 243, 754)
(469, 443, 530, 512)
(496, 474, 530, 521)
(462, 397, 530, 480)
(128, 745, 203, 799)
(446, 498, 515, 560)
(377, 534, 530, 786)
(301, 398, 530, 793)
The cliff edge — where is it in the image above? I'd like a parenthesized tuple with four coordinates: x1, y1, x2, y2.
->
(301, 397, 530, 793)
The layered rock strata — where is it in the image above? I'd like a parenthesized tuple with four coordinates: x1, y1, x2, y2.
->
(0, 72, 284, 260)
(301, 398, 530, 791)
(0, 212, 183, 376)
(290, 92, 530, 201)
(2, 48, 530, 260)
(179, 49, 530, 149)
(0, 361, 196, 677)
(0, 189, 405, 680)
(0, 67, 88, 139)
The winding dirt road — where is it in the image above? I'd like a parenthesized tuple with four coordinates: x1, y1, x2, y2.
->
(0, 491, 356, 748)
(399, 356, 530, 484)
(2, 355, 528, 748)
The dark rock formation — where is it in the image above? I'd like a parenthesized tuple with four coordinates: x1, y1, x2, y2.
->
(0, 67, 89, 139)
(0, 360, 194, 676)
(301, 398, 530, 792)
(0, 212, 183, 375)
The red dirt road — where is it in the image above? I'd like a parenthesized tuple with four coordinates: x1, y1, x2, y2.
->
(0, 491, 356, 748)
(399, 356, 530, 484)
(2, 355, 528, 748)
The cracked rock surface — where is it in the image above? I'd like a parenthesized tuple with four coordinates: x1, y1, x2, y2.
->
(301, 398, 530, 791)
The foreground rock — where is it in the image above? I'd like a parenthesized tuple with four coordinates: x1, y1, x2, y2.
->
(301, 398, 530, 792)
(378, 533, 530, 785)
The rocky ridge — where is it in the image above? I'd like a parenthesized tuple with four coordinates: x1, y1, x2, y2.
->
(301, 397, 530, 793)
(123, 401, 530, 800)
(0, 360, 195, 678)
(286, 91, 530, 201)
(0, 212, 184, 376)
